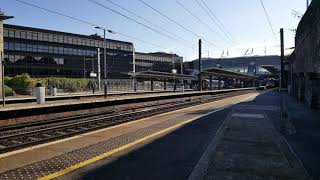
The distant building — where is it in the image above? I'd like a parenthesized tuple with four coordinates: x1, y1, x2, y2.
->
(135, 52, 182, 73)
(184, 56, 281, 76)
(3, 24, 182, 79)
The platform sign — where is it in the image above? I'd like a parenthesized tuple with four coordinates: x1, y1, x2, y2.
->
(90, 72, 97, 78)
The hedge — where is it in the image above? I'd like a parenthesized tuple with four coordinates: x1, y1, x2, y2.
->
(4, 74, 98, 95)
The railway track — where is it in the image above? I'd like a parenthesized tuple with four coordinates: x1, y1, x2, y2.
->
(0, 90, 254, 153)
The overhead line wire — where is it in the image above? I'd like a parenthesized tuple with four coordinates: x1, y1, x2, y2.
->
(87, 0, 193, 50)
(193, 0, 235, 45)
(198, 0, 237, 44)
(176, 0, 223, 42)
(259, 0, 277, 40)
(13, 0, 173, 51)
(104, 0, 194, 46)
(136, 0, 220, 49)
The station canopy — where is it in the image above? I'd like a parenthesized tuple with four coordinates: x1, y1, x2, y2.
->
(202, 67, 258, 80)
(128, 70, 197, 80)
(260, 65, 280, 75)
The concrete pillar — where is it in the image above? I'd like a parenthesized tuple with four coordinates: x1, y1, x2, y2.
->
(209, 76, 213, 90)
(164, 79, 167, 91)
(150, 79, 154, 91)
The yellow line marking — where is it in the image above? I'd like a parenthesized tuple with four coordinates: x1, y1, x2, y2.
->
(38, 92, 261, 180)
(38, 114, 205, 180)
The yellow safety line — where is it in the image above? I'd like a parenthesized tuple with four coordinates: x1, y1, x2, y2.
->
(38, 92, 261, 180)
(38, 115, 203, 180)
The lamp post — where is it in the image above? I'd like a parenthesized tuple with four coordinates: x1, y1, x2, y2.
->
(94, 26, 116, 94)
(1, 11, 14, 106)
(132, 47, 137, 91)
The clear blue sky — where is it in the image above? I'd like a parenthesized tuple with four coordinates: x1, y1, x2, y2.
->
(2, 0, 307, 60)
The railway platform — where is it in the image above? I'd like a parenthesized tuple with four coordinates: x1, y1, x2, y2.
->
(0, 90, 314, 180)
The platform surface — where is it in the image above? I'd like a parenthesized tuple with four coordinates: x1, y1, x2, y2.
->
(0, 90, 311, 180)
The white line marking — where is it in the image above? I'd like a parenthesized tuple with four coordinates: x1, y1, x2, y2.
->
(231, 113, 264, 119)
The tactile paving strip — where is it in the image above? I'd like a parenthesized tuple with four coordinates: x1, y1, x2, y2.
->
(0, 115, 192, 179)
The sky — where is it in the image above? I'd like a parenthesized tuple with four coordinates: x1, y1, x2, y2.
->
(1, 0, 307, 61)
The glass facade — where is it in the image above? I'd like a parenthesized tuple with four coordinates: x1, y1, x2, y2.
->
(135, 53, 183, 73)
(3, 24, 134, 78)
(3, 24, 184, 79)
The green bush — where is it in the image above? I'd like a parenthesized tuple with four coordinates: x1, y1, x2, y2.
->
(43, 77, 93, 92)
(4, 85, 16, 96)
(5, 73, 95, 94)
(8, 73, 33, 95)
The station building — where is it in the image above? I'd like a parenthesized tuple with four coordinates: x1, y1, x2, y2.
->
(3, 24, 182, 79)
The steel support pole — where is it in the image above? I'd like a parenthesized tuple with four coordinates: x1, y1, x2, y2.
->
(181, 57, 184, 92)
(97, 48, 101, 91)
(103, 29, 108, 95)
(280, 28, 285, 89)
(1, 52, 4, 106)
(198, 39, 202, 91)
(133, 47, 137, 91)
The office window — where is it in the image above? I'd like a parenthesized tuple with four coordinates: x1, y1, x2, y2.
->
(58, 35, 64, 43)
(95, 41, 99, 47)
(32, 32, 38, 40)
(8, 42, 14, 50)
(33, 45, 39, 52)
(15, 43, 21, 51)
(63, 36, 68, 44)
(73, 49, 78, 55)
(4, 29, 9, 37)
(20, 31, 26, 39)
(86, 39, 91, 46)
(38, 33, 43, 41)
(43, 46, 49, 53)
(72, 38, 77, 45)
(26, 32, 32, 39)
(27, 44, 33, 51)
(36, 45, 41, 52)
(49, 46, 54, 53)
(9, 55, 15, 63)
(109, 43, 114, 49)
(43, 34, 49, 41)
(90, 40, 95, 47)
(48, 34, 53, 42)
(63, 47, 67, 54)
(8, 29, 15, 38)
(4, 42, 8, 50)
(54, 46, 59, 54)
(81, 39, 86, 46)
(53, 35, 59, 42)
(15, 30, 21, 38)
(67, 37, 72, 44)
(21, 43, 27, 51)
(59, 47, 64, 54)
(98, 41, 103, 48)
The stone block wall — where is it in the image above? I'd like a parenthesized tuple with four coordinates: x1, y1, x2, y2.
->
(292, 1, 320, 109)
